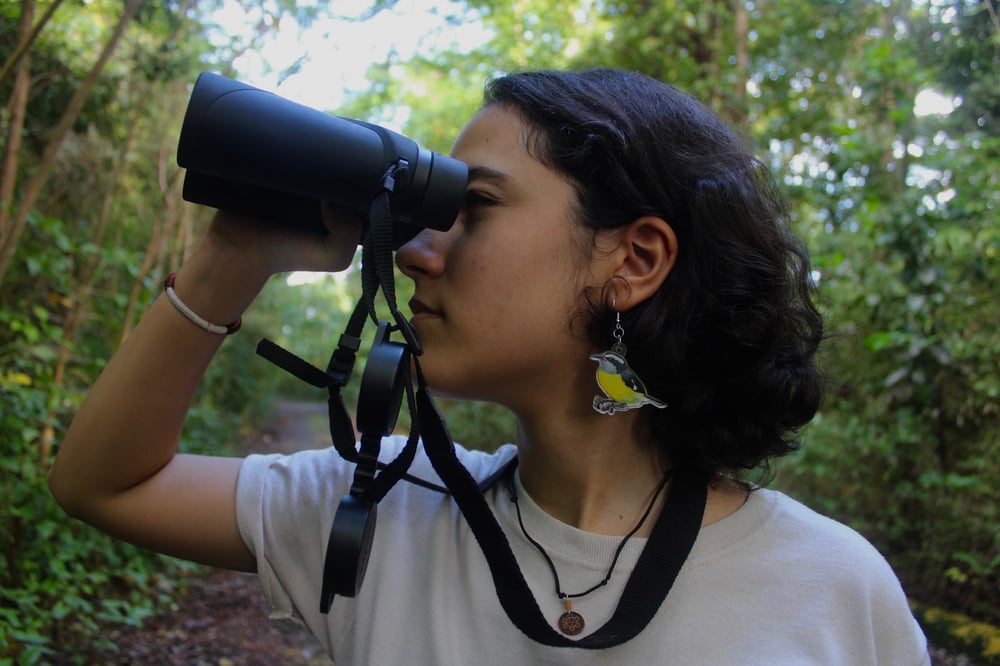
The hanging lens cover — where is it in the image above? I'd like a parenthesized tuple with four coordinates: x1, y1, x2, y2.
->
(319, 321, 410, 610)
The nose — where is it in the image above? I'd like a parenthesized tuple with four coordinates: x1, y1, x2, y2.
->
(395, 226, 449, 280)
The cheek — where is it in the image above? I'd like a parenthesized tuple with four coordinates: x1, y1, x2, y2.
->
(449, 218, 586, 332)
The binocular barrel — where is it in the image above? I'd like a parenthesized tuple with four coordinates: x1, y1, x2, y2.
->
(177, 72, 467, 240)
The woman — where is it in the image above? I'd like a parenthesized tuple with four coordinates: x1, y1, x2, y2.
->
(50, 69, 928, 663)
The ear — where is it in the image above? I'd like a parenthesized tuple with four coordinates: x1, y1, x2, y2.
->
(606, 216, 678, 309)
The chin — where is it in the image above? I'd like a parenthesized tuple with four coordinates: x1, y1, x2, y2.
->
(417, 373, 477, 401)
(411, 345, 519, 405)
(416, 365, 498, 404)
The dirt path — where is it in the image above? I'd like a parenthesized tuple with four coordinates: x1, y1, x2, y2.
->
(80, 568, 333, 665)
(64, 400, 335, 665)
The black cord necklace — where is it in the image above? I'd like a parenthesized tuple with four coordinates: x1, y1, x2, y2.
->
(507, 472, 672, 636)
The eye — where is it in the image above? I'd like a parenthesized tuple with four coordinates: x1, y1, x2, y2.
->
(464, 190, 499, 208)
(462, 190, 499, 224)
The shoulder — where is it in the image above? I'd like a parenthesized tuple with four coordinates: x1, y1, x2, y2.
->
(742, 489, 902, 581)
(684, 489, 928, 662)
(692, 487, 917, 612)
(407, 440, 518, 487)
(767, 491, 890, 566)
(236, 437, 517, 510)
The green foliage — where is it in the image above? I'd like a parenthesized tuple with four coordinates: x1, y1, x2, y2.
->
(0, 194, 278, 664)
(0, 467, 186, 663)
(761, 3, 1000, 624)
(435, 399, 517, 453)
(913, 602, 1000, 664)
(0, 1, 335, 661)
(182, 323, 280, 455)
(0, 273, 189, 662)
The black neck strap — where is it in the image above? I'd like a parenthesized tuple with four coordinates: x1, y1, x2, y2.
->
(255, 171, 708, 648)
(413, 366, 707, 648)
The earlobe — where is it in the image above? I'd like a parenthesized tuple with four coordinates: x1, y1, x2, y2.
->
(613, 216, 678, 308)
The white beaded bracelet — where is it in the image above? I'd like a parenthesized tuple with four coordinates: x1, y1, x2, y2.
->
(163, 273, 242, 335)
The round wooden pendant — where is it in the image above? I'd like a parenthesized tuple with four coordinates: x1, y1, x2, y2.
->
(558, 610, 585, 636)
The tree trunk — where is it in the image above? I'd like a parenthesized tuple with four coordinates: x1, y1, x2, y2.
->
(0, 0, 36, 240)
(730, 0, 750, 124)
(0, 0, 143, 291)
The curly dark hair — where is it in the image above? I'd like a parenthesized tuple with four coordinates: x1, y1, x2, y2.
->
(484, 69, 824, 478)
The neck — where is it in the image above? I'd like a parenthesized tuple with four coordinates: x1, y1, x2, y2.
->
(513, 406, 668, 536)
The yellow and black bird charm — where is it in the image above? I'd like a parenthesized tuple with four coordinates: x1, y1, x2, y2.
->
(590, 350, 667, 415)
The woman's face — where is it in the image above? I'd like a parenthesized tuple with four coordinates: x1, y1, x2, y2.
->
(396, 105, 608, 410)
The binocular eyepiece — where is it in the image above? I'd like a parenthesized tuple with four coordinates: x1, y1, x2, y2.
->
(177, 72, 467, 247)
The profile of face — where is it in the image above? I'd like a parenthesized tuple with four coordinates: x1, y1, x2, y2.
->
(396, 105, 609, 413)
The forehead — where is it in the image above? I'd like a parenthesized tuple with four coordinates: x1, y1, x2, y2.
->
(450, 105, 595, 262)
(451, 105, 530, 166)
(451, 105, 565, 193)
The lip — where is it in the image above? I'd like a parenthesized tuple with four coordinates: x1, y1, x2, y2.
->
(408, 297, 442, 320)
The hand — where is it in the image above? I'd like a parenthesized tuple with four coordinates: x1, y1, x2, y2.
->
(201, 204, 364, 280)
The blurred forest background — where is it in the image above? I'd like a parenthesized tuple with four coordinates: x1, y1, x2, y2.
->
(1, 0, 997, 662)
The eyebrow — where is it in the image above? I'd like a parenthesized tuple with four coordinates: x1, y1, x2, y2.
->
(467, 165, 513, 186)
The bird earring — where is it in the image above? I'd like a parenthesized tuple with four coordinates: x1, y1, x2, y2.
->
(589, 307, 667, 415)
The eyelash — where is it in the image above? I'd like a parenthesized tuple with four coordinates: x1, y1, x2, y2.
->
(465, 191, 498, 208)
(463, 191, 499, 223)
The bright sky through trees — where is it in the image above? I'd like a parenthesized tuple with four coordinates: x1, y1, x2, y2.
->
(213, 0, 489, 113)
(216, 2, 961, 121)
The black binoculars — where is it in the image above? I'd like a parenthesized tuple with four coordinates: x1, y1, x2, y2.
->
(177, 72, 467, 247)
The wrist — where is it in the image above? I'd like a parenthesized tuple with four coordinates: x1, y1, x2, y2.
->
(169, 244, 270, 327)
(164, 273, 243, 335)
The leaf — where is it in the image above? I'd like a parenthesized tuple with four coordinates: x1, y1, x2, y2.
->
(864, 330, 907, 351)
(6, 629, 48, 645)
(3, 372, 33, 387)
(26, 345, 58, 362)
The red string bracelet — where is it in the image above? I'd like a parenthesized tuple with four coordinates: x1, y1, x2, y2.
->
(163, 273, 242, 335)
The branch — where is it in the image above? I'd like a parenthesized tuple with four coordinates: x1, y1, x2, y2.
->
(0, 0, 67, 89)
(984, 0, 1000, 33)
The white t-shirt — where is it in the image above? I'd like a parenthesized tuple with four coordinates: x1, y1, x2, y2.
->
(236, 436, 929, 665)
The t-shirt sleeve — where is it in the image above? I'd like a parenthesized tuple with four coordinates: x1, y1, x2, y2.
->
(234, 436, 490, 629)
(236, 446, 356, 625)
(828, 521, 929, 665)
(862, 547, 932, 665)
